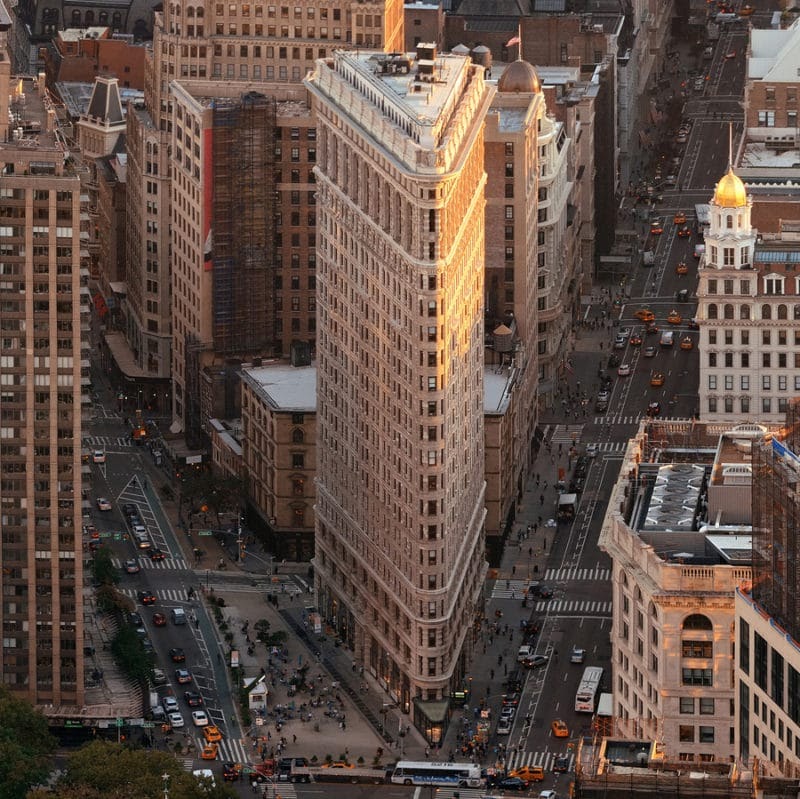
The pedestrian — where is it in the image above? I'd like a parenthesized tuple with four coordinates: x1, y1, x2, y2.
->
(539, 494, 544, 505)
(425, 746, 430, 758)
(543, 538, 547, 551)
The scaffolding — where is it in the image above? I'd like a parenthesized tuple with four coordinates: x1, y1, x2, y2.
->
(751, 399, 800, 642)
(211, 91, 277, 355)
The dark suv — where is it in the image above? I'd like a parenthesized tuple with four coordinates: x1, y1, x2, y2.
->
(574, 456, 590, 479)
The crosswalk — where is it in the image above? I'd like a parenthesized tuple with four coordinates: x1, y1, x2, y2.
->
(83, 435, 136, 449)
(121, 587, 191, 603)
(506, 749, 576, 773)
(551, 424, 584, 444)
(587, 441, 627, 454)
(531, 599, 612, 616)
(543, 566, 611, 582)
(112, 555, 189, 571)
(180, 737, 253, 773)
(593, 414, 685, 425)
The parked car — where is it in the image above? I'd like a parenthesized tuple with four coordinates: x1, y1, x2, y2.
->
(184, 691, 203, 707)
(124, 559, 141, 575)
(96, 497, 112, 511)
(138, 590, 157, 605)
(570, 647, 586, 664)
(92, 450, 106, 464)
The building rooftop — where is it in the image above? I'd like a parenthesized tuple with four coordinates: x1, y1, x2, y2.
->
(4, 76, 67, 152)
(484, 366, 516, 414)
(59, 26, 110, 42)
(241, 362, 317, 413)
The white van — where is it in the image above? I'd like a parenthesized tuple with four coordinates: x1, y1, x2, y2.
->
(171, 607, 187, 625)
(660, 331, 674, 347)
(133, 529, 151, 549)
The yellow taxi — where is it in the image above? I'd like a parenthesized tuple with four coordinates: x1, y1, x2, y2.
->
(200, 743, 218, 760)
(635, 308, 655, 322)
(323, 761, 354, 769)
(651, 372, 665, 387)
(667, 310, 682, 325)
(680, 336, 694, 351)
(509, 765, 545, 782)
(203, 725, 223, 743)
(673, 211, 686, 225)
(676, 261, 688, 275)
(740, 3, 754, 14)
(551, 719, 570, 738)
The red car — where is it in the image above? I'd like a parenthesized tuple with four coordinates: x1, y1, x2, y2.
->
(629, 334, 642, 346)
(152, 612, 167, 627)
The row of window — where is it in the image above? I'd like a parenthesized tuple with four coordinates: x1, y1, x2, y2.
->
(707, 351, 797, 368)
(706, 302, 800, 319)
(706, 397, 789, 414)
(708, 373, 800, 390)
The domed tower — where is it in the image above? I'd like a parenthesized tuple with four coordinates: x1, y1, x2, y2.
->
(704, 164, 755, 271)
(496, 59, 542, 94)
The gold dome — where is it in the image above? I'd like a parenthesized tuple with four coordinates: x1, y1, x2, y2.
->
(713, 166, 747, 208)
(497, 60, 541, 94)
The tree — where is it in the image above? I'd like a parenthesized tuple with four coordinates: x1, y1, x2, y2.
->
(110, 626, 154, 687)
(46, 740, 237, 799)
(89, 548, 120, 586)
(96, 583, 133, 615)
(253, 618, 270, 643)
(0, 686, 56, 799)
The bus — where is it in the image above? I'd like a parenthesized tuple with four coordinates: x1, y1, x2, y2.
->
(594, 692, 613, 735)
(390, 761, 484, 788)
(575, 666, 604, 713)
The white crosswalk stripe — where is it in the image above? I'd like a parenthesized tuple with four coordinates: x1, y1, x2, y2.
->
(82, 434, 136, 448)
(590, 441, 627, 453)
(180, 756, 195, 772)
(543, 566, 611, 582)
(532, 599, 612, 615)
(551, 424, 584, 443)
(594, 415, 686, 425)
(112, 556, 189, 571)
(428, 789, 485, 799)
(121, 587, 190, 603)
(506, 749, 575, 773)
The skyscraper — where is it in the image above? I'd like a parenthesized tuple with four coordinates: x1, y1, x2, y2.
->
(306, 47, 493, 732)
(0, 66, 87, 703)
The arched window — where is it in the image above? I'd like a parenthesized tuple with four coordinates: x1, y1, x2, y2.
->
(762, 304, 772, 320)
(291, 428, 304, 444)
(84, 10, 94, 24)
(71, 9, 81, 25)
(186, 5, 195, 16)
(726, 215, 733, 229)
(723, 304, 734, 319)
(794, 304, 800, 320)
(682, 613, 713, 630)
(112, 11, 122, 28)
(99, 11, 108, 23)
(740, 305, 750, 320)
(778, 304, 788, 320)
(196, 6, 204, 16)
(708, 304, 718, 319)
(649, 601, 659, 620)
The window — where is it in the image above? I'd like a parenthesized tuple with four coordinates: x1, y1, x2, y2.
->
(291, 453, 305, 469)
(708, 397, 717, 413)
(680, 697, 695, 714)
(709, 330, 717, 345)
(741, 353, 749, 368)
(758, 110, 776, 126)
(763, 375, 771, 391)
(708, 375, 717, 390)
(772, 650, 785, 707)
(741, 375, 749, 390)
(709, 353, 717, 367)
(763, 353, 771, 369)
(765, 277, 783, 295)
(683, 668, 713, 686)
(700, 698, 715, 715)
(699, 726, 715, 743)
(763, 398, 772, 413)
(754, 633, 768, 690)
(679, 725, 695, 742)
(724, 375, 734, 391)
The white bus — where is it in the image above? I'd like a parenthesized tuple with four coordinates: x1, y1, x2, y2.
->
(390, 761, 484, 788)
(575, 666, 604, 713)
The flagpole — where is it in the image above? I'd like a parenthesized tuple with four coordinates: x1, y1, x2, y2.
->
(517, 21, 522, 61)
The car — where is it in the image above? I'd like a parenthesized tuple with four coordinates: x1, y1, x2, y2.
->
(677, 226, 692, 238)
(650, 372, 665, 387)
(570, 647, 586, 664)
(676, 261, 688, 275)
(498, 777, 529, 791)
(607, 353, 621, 368)
(673, 211, 686, 225)
(619, 327, 632, 339)
(184, 690, 203, 707)
(122, 502, 138, 517)
(141, 638, 154, 654)
(509, 766, 545, 782)
(138, 590, 157, 605)
(147, 547, 166, 561)
(667, 310, 682, 325)
(647, 401, 661, 417)
(523, 654, 549, 668)
(740, 3, 754, 14)
(539, 791, 558, 799)
(600, 374, 613, 390)
(586, 444, 598, 459)
(96, 497, 112, 512)
(613, 335, 626, 350)
(575, 455, 590, 477)
(152, 612, 167, 627)
(175, 668, 192, 684)
(162, 696, 179, 714)
(644, 323, 659, 335)
(222, 763, 241, 782)
(595, 397, 608, 413)
(517, 645, 534, 662)
(643, 345, 657, 358)
(634, 309, 654, 321)
(192, 710, 210, 727)
(649, 220, 663, 235)
(501, 692, 520, 707)
(200, 743, 218, 760)
(500, 706, 516, 722)
(496, 718, 512, 736)
(629, 334, 642, 346)
(554, 755, 570, 772)
(724, 50, 736, 59)
(568, 478, 584, 494)
(693, 77, 706, 92)
(152, 668, 167, 686)
(680, 336, 694, 351)
(551, 719, 569, 738)
(664, 175, 677, 188)
(92, 450, 106, 464)
(617, 363, 631, 377)
(322, 761, 353, 769)
(124, 559, 141, 574)
(203, 725, 223, 743)
(169, 647, 186, 663)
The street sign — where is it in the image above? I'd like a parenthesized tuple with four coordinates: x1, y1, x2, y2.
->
(116, 717, 124, 727)
(100, 532, 113, 538)
(198, 529, 213, 537)
(142, 722, 154, 728)
(113, 533, 122, 541)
